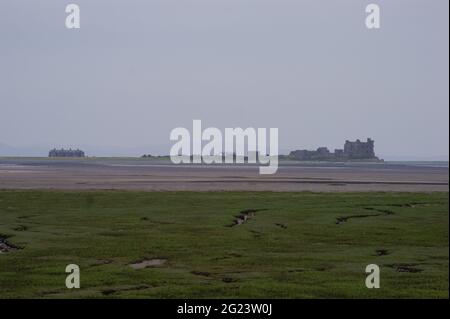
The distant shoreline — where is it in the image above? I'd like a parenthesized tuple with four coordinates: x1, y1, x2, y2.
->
(0, 156, 448, 166)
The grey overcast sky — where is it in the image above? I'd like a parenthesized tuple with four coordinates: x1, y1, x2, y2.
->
(0, 0, 448, 159)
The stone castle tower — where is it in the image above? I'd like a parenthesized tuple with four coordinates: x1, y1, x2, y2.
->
(343, 138, 375, 159)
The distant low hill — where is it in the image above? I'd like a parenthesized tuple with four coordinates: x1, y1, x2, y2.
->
(0, 143, 48, 157)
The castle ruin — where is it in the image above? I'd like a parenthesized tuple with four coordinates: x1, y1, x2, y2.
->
(289, 138, 379, 161)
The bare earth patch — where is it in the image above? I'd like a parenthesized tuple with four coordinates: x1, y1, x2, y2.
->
(386, 263, 424, 273)
(0, 236, 18, 253)
(101, 284, 150, 296)
(228, 209, 267, 227)
(375, 249, 390, 256)
(336, 207, 395, 224)
(129, 258, 167, 269)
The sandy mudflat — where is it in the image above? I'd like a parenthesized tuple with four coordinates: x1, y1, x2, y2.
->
(0, 158, 448, 192)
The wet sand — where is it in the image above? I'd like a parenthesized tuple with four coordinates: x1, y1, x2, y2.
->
(0, 158, 448, 192)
